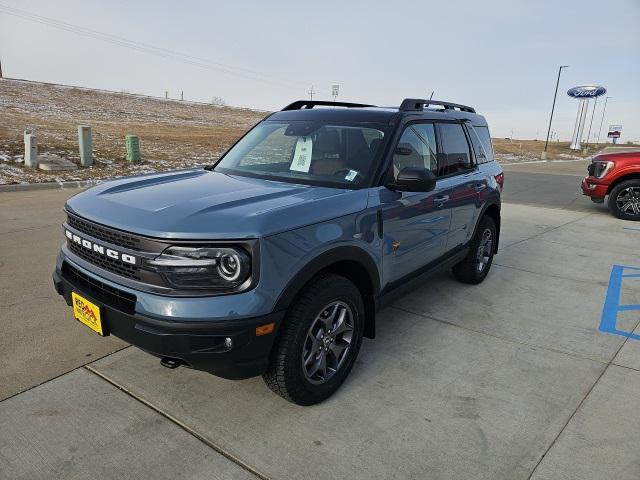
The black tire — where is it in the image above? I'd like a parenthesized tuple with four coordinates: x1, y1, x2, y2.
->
(262, 273, 365, 405)
(608, 180, 640, 221)
(452, 215, 497, 284)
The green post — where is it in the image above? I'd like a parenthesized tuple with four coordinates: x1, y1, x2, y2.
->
(125, 134, 141, 163)
(78, 126, 93, 167)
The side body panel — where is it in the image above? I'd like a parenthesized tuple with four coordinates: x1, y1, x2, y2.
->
(370, 186, 451, 286)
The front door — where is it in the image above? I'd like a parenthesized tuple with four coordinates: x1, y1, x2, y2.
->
(378, 122, 452, 286)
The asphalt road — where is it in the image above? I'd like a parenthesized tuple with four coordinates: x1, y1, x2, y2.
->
(502, 170, 598, 212)
(1, 168, 639, 479)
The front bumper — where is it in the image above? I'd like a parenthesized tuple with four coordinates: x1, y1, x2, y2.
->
(53, 261, 284, 380)
(581, 177, 609, 199)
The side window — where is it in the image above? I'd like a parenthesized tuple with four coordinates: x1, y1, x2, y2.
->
(392, 123, 437, 179)
(438, 123, 473, 176)
(474, 126, 495, 163)
(467, 125, 490, 164)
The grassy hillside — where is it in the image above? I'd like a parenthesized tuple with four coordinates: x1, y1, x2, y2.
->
(0, 78, 265, 183)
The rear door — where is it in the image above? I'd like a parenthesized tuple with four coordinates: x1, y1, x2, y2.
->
(435, 122, 483, 251)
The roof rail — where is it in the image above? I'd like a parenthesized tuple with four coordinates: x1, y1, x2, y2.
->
(281, 100, 375, 111)
(399, 98, 476, 113)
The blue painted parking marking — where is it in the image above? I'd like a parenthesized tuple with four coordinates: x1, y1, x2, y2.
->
(623, 227, 640, 232)
(599, 265, 640, 340)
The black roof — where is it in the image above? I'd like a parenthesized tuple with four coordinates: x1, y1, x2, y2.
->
(269, 99, 488, 127)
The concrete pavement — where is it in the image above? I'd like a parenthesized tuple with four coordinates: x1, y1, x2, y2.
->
(0, 368, 257, 480)
(0, 189, 124, 400)
(1, 171, 639, 479)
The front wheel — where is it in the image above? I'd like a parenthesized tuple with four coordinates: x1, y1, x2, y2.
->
(262, 273, 364, 405)
(452, 215, 497, 284)
(608, 180, 640, 221)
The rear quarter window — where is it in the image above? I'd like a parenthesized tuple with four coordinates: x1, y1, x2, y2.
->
(472, 126, 495, 163)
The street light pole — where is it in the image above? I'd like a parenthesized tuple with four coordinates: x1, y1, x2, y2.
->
(595, 96, 611, 145)
(542, 65, 568, 159)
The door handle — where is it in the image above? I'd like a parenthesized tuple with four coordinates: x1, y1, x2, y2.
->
(474, 183, 487, 192)
(434, 194, 449, 207)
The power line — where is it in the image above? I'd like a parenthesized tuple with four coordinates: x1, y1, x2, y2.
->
(0, 3, 308, 91)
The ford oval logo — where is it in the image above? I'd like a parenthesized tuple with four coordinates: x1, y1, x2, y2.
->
(567, 85, 606, 98)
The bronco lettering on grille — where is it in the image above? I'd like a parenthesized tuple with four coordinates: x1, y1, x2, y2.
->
(65, 229, 137, 265)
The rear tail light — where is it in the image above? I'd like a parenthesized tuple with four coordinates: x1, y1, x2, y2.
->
(494, 172, 504, 190)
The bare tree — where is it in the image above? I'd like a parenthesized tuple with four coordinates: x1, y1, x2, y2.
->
(211, 96, 226, 106)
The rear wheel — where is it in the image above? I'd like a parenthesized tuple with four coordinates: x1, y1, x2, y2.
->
(608, 180, 640, 221)
(262, 273, 364, 405)
(452, 215, 497, 284)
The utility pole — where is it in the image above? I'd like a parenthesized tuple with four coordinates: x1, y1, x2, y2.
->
(0, 58, 3, 78)
(308, 85, 315, 101)
(165, 90, 168, 99)
(180, 91, 184, 101)
(595, 96, 611, 145)
(542, 65, 569, 159)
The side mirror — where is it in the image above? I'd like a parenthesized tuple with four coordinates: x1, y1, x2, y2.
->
(390, 167, 437, 192)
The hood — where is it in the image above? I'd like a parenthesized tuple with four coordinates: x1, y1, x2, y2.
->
(593, 150, 640, 162)
(65, 169, 368, 239)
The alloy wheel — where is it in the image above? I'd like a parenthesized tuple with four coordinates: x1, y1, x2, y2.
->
(301, 301, 354, 384)
(616, 186, 640, 216)
(476, 228, 493, 272)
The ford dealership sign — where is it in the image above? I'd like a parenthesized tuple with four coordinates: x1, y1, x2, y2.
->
(567, 85, 607, 98)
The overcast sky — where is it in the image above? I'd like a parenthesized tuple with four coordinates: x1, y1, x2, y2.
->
(1, 0, 638, 142)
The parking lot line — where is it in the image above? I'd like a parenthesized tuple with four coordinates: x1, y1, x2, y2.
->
(599, 265, 640, 341)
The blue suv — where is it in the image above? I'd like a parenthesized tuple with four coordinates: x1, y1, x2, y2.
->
(53, 98, 503, 405)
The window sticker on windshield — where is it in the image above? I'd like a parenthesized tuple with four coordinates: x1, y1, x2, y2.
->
(290, 137, 313, 173)
(344, 169, 358, 182)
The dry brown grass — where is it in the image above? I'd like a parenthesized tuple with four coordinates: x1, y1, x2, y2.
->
(492, 138, 604, 159)
(0, 78, 265, 183)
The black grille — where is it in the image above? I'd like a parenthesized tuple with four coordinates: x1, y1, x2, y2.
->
(67, 214, 141, 249)
(62, 262, 136, 314)
(68, 241, 141, 280)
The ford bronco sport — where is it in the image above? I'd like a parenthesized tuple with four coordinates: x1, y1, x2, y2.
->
(53, 98, 503, 405)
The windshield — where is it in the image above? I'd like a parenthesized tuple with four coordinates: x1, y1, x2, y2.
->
(214, 120, 388, 187)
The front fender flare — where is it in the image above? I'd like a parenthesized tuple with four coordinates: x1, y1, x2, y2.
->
(273, 245, 380, 338)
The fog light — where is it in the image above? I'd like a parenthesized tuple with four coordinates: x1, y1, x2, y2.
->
(224, 337, 233, 349)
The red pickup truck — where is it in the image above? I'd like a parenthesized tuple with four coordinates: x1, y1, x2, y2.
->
(582, 150, 640, 220)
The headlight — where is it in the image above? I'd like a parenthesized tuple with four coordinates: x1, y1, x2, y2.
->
(146, 246, 251, 290)
(591, 161, 614, 179)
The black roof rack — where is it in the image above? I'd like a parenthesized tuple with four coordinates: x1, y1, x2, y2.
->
(399, 98, 476, 113)
(281, 100, 375, 111)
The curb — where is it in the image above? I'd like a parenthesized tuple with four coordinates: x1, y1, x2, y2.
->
(0, 179, 100, 193)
